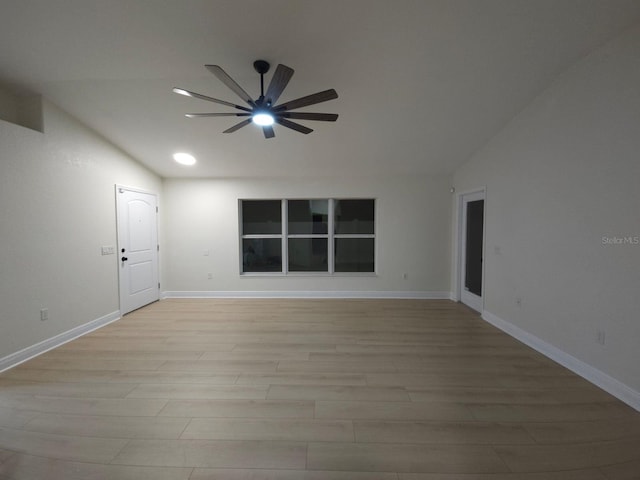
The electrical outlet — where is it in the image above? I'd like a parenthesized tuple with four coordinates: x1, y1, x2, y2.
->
(207, 273, 213, 279)
(40, 308, 48, 321)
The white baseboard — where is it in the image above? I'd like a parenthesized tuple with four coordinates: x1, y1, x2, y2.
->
(482, 310, 640, 412)
(0, 310, 121, 373)
(162, 290, 452, 300)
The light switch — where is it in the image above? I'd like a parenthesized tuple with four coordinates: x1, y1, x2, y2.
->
(101, 246, 115, 255)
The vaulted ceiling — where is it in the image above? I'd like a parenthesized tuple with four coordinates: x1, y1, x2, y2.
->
(2, 0, 640, 178)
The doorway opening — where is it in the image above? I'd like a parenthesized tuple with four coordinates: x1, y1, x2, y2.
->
(457, 189, 485, 312)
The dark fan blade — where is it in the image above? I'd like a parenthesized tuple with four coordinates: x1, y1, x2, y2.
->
(206, 65, 255, 107)
(264, 64, 294, 106)
(223, 118, 252, 133)
(276, 117, 313, 134)
(280, 112, 338, 122)
(262, 125, 275, 139)
(172, 88, 252, 112)
(274, 89, 338, 112)
(185, 113, 251, 118)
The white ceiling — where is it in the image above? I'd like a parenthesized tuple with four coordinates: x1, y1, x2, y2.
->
(2, 0, 640, 178)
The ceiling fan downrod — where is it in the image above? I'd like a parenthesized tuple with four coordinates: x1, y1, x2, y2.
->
(253, 60, 270, 105)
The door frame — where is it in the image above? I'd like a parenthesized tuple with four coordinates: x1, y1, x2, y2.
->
(454, 187, 486, 312)
(115, 184, 160, 315)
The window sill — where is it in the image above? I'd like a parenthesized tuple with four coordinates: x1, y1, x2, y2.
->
(240, 272, 378, 278)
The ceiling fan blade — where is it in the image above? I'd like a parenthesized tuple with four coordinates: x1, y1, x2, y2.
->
(264, 64, 294, 106)
(185, 113, 251, 118)
(206, 65, 255, 107)
(262, 125, 275, 139)
(223, 118, 252, 133)
(274, 89, 338, 112)
(172, 88, 252, 112)
(276, 117, 313, 134)
(280, 112, 338, 122)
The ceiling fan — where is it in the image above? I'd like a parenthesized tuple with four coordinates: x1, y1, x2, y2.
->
(173, 60, 338, 139)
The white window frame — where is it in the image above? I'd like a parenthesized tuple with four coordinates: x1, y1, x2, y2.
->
(285, 199, 331, 274)
(238, 199, 284, 275)
(239, 198, 376, 276)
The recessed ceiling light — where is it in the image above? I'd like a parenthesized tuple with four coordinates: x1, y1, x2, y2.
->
(173, 152, 196, 166)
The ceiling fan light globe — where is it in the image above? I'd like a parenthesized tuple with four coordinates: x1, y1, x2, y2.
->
(253, 113, 275, 126)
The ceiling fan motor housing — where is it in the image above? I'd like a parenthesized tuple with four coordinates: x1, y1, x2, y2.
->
(253, 60, 270, 75)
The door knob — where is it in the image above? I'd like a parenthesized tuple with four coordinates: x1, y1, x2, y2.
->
(121, 256, 128, 262)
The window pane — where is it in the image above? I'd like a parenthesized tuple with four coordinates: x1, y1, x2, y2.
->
(242, 200, 281, 235)
(242, 238, 282, 272)
(334, 199, 375, 234)
(334, 238, 374, 272)
(288, 200, 328, 234)
(288, 238, 328, 272)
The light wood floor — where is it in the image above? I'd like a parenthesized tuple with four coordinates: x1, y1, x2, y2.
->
(1, 299, 639, 479)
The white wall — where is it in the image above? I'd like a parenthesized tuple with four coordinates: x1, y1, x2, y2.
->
(162, 175, 452, 296)
(453, 26, 640, 393)
(0, 90, 42, 132)
(0, 88, 18, 125)
(0, 98, 161, 360)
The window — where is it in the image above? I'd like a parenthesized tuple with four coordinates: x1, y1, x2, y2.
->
(241, 200, 282, 272)
(288, 200, 329, 272)
(334, 199, 375, 273)
(240, 198, 375, 274)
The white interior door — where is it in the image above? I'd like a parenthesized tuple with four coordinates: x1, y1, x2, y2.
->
(116, 186, 159, 315)
(460, 191, 485, 312)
